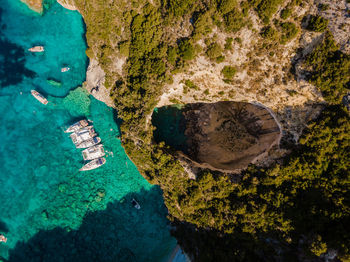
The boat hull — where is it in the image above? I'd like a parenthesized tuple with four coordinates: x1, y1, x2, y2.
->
(65, 120, 88, 133)
(82, 144, 105, 160)
(76, 137, 101, 149)
(79, 157, 106, 171)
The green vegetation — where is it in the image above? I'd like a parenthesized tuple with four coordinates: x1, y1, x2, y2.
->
(221, 66, 237, 79)
(306, 15, 329, 32)
(260, 21, 298, 44)
(178, 38, 196, 61)
(206, 42, 223, 60)
(279, 21, 299, 44)
(162, 0, 196, 16)
(304, 32, 350, 103)
(72, 0, 349, 260)
(224, 37, 233, 50)
(280, 7, 292, 19)
(184, 79, 200, 90)
(170, 105, 350, 261)
(248, 0, 285, 24)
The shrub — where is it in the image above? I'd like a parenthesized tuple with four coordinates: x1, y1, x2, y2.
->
(279, 22, 299, 43)
(206, 42, 223, 60)
(280, 8, 292, 19)
(250, 0, 285, 24)
(164, 0, 196, 16)
(223, 8, 246, 32)
(192, 11, 213, 40)
(178, 39, 196, 60)
(224, 37, 233, 50)
(306, 15, 329, 32)
(221, 66, 237, 79)
(305, 32, 350, 103)
(184, 79, 199, 90)
(260, 26, 278, 39)
(217, 0, 237, 15)
(118, 40, 130, 56)
(167, 46, 178, 66)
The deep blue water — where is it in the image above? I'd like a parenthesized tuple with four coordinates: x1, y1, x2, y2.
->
(0, 1, 176, 261)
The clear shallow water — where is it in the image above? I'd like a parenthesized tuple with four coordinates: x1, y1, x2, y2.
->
(0, 1, 175, 261)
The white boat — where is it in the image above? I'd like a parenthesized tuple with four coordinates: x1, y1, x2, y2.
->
(79, 157, 106, 171)
(76, 137, 101, 149)
(82, 144, 105, 161)
(31, 90, 48, 105)
(131, 199, 141, 209)
(65, 119, 89, 133)
(28, 46, 44, 52)
(70, 126, 96, 145)
(61, 67, 70, 72)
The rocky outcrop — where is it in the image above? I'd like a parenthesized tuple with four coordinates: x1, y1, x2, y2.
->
(84, 59, 116, 109)
(181, 102, 281, 172)
(57, 0, 77, 11)
(21, 0, 43, 13)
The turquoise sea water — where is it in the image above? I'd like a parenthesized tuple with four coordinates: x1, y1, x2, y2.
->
(0, 1, 175, 261)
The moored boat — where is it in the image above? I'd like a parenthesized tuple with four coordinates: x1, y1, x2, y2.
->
(61, 67, 70, 72)
(82, 144, 105, 161)
(28, 46, 44, 52)
(31, 90, 48, 105)
(70, 126, 96, 145)
(65, 119, 89, 133)
(131, 198, 141, 209)
(76, 137, 101, 149)
(79, 157, 106, 171)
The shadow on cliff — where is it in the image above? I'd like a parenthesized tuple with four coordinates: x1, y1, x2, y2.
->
(6, 187, 173, 262)
(0, 8, 35, 88)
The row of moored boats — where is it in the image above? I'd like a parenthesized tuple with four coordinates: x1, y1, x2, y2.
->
(65, 119, 106, 171)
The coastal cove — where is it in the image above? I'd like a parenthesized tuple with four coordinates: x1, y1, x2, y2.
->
(0, 0, 176, 261)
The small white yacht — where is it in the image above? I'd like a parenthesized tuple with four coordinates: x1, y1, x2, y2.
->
(61, 67, 70, 72)
(82, 144, 105, 161)
(65, 119, 89, 133)
(76, 137, 101, 149)
(31, 90, 48, 105)
(79, 157, 106, 171)
(70, 126, 96, 145)
(131, 199, 141, 209)
(28, 46, 44, 52)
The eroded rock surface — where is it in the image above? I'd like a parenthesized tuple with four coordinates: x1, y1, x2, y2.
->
(154, 102, 281, 172)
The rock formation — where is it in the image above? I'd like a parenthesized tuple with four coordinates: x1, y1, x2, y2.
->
(181, 102, 281, 172)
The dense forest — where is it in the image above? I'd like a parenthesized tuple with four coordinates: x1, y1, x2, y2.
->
(73, 0, 350, 260)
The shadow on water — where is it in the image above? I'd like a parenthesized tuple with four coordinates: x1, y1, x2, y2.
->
(5, 187, 171, 262)
(0, 8, 35, 88)
(0, 220, 8, 234)
(152, 105, 188, 153)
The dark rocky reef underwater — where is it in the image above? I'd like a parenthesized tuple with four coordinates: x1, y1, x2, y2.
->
(3, 188, 171, 262)
(152, 101, 281, 172)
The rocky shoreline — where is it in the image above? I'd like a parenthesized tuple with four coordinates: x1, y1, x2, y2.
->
(20, 0, 43, 13)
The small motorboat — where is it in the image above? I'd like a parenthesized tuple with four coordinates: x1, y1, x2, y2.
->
(28, 46, 44, 52)
(79, 157, 106, 171)
(70, 126, 96, 145)
(76, 137, 101, 149)
(65, 119, 89, 133)
(31, 90, 48, 105)
(82, 144, 105, 161)
(61, 67, 70, 72)
(131, 198, 141, 209)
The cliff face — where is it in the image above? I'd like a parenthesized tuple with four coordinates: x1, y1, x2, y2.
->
(56, 0, 76, 11)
